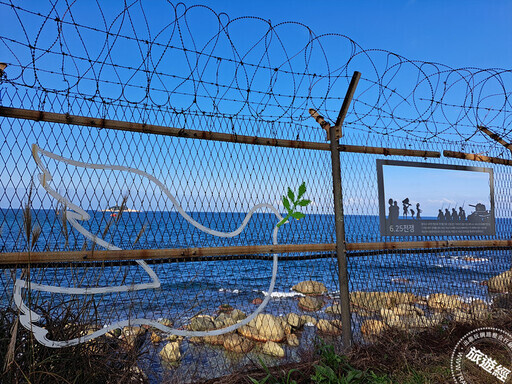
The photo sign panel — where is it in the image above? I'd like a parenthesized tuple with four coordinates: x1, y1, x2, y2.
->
(376, 160, 495, 236)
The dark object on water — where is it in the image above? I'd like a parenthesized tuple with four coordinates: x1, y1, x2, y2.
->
(251, 298, 263, 305)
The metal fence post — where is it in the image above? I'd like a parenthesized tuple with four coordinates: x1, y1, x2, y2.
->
(331, 71, 360, 350)
(310, 71, 360, 350)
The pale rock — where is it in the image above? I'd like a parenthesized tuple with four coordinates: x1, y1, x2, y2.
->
(204, 334, 227, 346)
(300, 315, 317, 326)
(360, 319, 387, 339)
(316, 319, 342, 335)
(223, 334, 254, 353)
(159, 318, 173, 327)
(121, 326, 146, 348)
(298, 296, 324, 312)
(291, 280, 327, 295)
(238, 313, 285, 342)
(230, 309, 247, 322)
(214, 313, 236, 329)
(286, 313, 303, 328)
(188, 315, 216, 331)
(159, 341, 181, 362)
(392, 303, 424, 317)
(150, 331, 162, 344)
(286, 333, 300, 347)
(325, 303, 342, 315)
(350, 291, 417, 312)
(487, 270, 512, 293)
(261, 341, 285, 358)
(165, 334, 182, 342)
(427, 293, 465, 312)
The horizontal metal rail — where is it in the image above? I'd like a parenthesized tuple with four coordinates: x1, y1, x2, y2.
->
(1, 239, 511, 264)
(0, 106, 441, 157)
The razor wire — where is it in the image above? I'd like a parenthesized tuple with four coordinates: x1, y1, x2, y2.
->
(0, 0, 511, 152)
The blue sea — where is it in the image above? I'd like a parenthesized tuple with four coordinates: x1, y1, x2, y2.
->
(1, 208, 510, 313)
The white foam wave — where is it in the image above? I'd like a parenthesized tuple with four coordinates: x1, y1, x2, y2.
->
(261, 291, 305, 298)
(219, 288, 240, 294)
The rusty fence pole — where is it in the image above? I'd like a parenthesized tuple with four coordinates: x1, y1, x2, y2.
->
(310, 70, 361, 350)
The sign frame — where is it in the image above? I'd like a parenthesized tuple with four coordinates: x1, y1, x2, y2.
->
(376, 159, 496, 237)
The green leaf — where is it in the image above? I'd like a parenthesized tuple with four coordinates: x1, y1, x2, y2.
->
(298, 182, 306, 199)
(283, 196, 291, 211)
(297, 199, 311, 207)
(276, 215, 289, 228)
(291, 212, 306, 220)
(287, 187, 295, 203)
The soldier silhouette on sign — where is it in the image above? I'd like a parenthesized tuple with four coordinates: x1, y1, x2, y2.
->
(388, 198, 400, 223)
(416, 203, 422, 220)
(437, 209, 444, 221)
(451, 208, 458, 221)
(445, 208, 450, 221)
(459, 207, 466, 221)
(391, 201, 399, 223)
(402, 198, 411, 219)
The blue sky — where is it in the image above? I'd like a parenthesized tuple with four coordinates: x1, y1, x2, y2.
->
(197, 0, 512, 70)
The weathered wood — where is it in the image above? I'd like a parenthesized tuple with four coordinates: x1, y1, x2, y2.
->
(0, 106, 329, 151)
(340, 144, 440, 158)
(347, 239, 512, 251)
(1, 239, 511, 264)
(478, 125, 512, 153)
(444, 150, 512, 166)
(0, 106, 441, 158)
(0, 243, 336, 264)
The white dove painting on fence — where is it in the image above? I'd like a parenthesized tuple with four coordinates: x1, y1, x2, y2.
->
(13, 143, 295, 348)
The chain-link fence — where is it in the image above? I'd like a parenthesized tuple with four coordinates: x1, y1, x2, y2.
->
(1, 1, 511, 382)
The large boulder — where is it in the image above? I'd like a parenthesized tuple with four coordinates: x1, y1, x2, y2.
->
(286, 313, 303, 328)
(204, 334, 227, 346)
(390, 303, 424, 317)
(262, 341, 285, 358)
(487, 270, 512, 293)
(223, 334, 254, 353)
(286, 333, 300, 347)
(298, 296, 324, 312)
(238, 314, 285, 342)
(427, 293, 465, 312)
(291, 280, 327, 296)
(214, 313, 237, 329)
(350, 291, 417, 312)
(159, 341, 181, 362)
(188, 315, 216, 331)
(325, 303, 342, 315)
(360, 319, 387, 340)
(121, 326, 146, 349)
(230, 309, 247, 322)
(300, 315, 317, 326)
(316, 319, 342, 335)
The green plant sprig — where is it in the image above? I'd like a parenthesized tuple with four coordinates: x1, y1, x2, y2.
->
(277, 182, 311, 228)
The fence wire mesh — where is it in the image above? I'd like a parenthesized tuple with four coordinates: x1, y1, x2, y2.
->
(0, 1, 511, 383)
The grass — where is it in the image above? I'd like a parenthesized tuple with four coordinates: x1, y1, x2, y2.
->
(0, 303, 149, 384)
